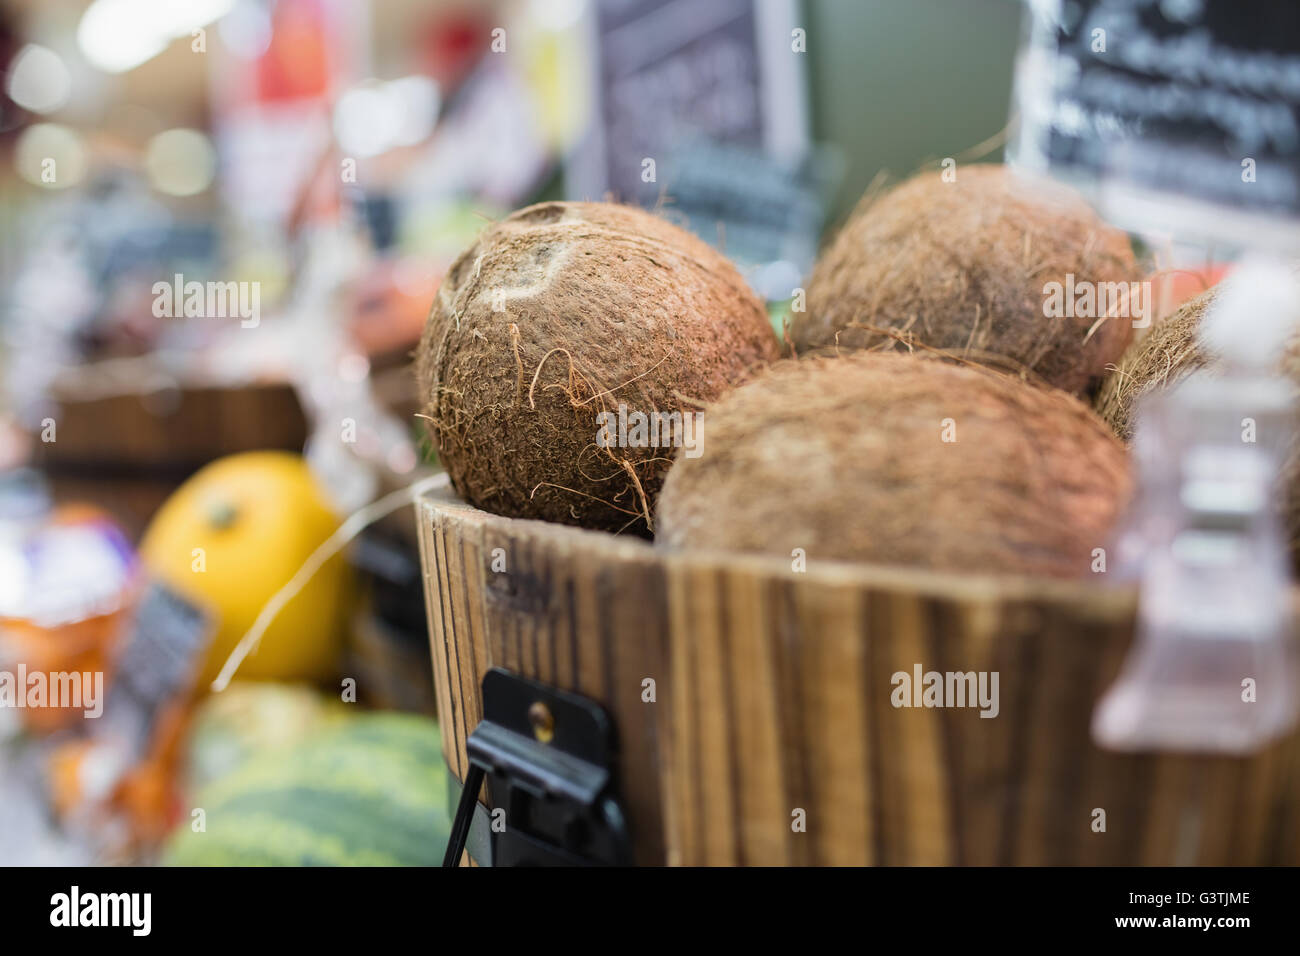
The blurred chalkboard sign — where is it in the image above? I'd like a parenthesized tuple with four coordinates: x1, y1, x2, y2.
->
(667, 142, 838, 300)
(568, 0, 815, 293)
(570, 0, 807, 200)
(1013, 0, 1300, 249)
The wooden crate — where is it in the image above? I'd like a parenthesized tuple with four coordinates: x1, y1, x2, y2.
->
(416, 491, 1300, 866)
(32, 380, 308, 538)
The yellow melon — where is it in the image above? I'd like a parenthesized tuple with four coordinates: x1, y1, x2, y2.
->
(140, 452, 352, 686)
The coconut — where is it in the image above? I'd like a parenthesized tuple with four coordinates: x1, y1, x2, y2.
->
(793, 164, 1140, 396)
(657, 353, 1132, 578)
(1094, 287, 1220, 441)
(416, 201, 778, 534)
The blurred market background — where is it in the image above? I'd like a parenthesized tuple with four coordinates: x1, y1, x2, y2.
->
(0, 0, 1026, 865)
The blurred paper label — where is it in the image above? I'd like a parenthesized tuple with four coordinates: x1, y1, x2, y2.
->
(1013, 0, 1300, 248)
(97, 582, 211, 766)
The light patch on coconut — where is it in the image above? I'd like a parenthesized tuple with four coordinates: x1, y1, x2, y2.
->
(480, 243, 576, 317)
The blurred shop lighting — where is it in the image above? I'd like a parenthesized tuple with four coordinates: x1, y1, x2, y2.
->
(14, 123, 86, 188)
(338, 354, 370, 384)
(387, 443, 418, 476)
(333, 77, 440, 158)
(145, 129, 217, 196)
(217, 0, 273, 60)
(78, 0, 236, 74)
(6, 44, 72, 114)
(528, 0, 588, 32)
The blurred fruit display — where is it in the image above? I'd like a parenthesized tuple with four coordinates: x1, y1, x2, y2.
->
(164, 712, 448, 866)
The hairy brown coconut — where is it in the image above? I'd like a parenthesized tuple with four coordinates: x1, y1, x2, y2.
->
(417, 201, 778, 533)
(793, 164, 1140, 396)
(657, 353, 1132, 577)
(1094, 287, 1221, 441)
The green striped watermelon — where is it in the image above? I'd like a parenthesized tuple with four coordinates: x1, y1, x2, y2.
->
(164, 712, 450, 866)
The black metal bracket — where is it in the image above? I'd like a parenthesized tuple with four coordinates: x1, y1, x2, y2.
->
(443, 668, 631, 867)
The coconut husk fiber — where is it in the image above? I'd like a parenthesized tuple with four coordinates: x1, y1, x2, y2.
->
(793, 164, 1140, 396)
(416, 200, 778, 534)
(1094, 286, 1221, 441)
(657, 353, 1132, 578)
(1094, 285, 1300, 566)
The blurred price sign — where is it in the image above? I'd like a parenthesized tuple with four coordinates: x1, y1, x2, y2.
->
(1012, 0, 1300, 249)
(101, 582, 210, 761)
(568, 0, 808, 206)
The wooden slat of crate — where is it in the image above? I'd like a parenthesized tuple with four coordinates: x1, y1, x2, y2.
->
(416, 495, 670, 865)
(35, 382, 308, 470)
(662, 560, 1299, 865)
